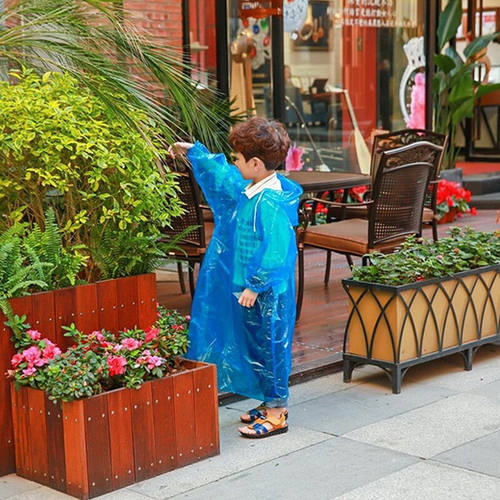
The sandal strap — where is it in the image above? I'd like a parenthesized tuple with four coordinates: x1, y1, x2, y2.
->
(252, 414, 286, 428)
(251, 423, 269, 435)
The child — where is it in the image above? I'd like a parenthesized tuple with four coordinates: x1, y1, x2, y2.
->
(169, 117, 302, 438)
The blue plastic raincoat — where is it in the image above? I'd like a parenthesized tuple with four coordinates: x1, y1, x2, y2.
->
(186, 142, 303, 402)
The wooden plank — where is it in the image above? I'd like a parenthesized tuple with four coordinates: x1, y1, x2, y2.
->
(62, 399, 89, 499)
(16, 387, 32, 479)
(130, 383, 156, 482)
(9, 296, 34, 323)
(84, 394, 113, 498)
(97, 279, 119, 335)
(54, 287, 76, 350)
(137, 273, 158, 330)
(193, 365, 219, 460)
(116, 276, 139, 331)
(0, 313, 16, 476)
(26, 388, 49, 486)
(151, 376, 177, 474)
(173, 370, 196, 467)
(106, 389, 135, 491)
(31, 291, 56, 344)
(10, 384, 24, 476)
(75, 284, 99, 335)
(45, 396, 67, 492)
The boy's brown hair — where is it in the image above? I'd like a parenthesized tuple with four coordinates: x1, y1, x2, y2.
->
(229, 117, 290, 171)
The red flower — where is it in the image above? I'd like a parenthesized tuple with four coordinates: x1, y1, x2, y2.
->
(107, 355, 127, 376)
(145, 327, 160, 343)
(11, 353, 23, 368)
(42, 340, 61, 361)
(470, 207, 477, 216)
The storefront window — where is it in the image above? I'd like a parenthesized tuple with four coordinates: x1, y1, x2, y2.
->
(228, 1, 274, 117)
(283, 0, 427, 172)
(188, 0, 217, 88)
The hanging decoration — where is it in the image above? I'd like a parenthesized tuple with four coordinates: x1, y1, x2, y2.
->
(238, 17, 272, 70)
(284, 0, 308, 32)
(239, 0, 283, 20)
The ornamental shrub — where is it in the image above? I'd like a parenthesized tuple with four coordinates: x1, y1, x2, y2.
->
(0, 70, 183, 281)
(352, 227, 500, 286)
(8, 306, 190, 402)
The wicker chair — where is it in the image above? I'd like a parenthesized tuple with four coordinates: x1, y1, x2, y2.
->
(159, 158, 214, 298)
(329, 129, 447, 242)
(296, 151, 433, 319)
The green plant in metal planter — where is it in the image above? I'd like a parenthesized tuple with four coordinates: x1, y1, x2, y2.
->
(433, 0, 500, 169)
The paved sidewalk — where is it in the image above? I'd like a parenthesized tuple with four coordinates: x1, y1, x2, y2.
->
(3, 344, 500, 500)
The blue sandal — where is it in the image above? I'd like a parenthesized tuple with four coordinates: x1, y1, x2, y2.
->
(240, 404, 288, 423)
(239, 413, 289, 439)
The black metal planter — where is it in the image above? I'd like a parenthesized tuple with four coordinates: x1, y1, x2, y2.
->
(342, 264, 500, 394)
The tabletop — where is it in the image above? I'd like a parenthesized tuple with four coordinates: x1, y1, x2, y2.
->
(284, 171, 371, 193)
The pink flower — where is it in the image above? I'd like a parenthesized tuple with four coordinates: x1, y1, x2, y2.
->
(405, 72, 426, 129)
(107, 355, 127, 376)
(22, 346, 42, 366)
(27, 329, 41, 340)
(146, 356, 162, 370)
(185, 315, 191, 321)
(121, 338, 142, 351)
(11, 353, 24, 368)
(112, 343, 123, 352)
(90, 330, 105, 343)
(145, 327, 159, 343)
(42, 340, 61, 361)
(21, 366, 36, 377)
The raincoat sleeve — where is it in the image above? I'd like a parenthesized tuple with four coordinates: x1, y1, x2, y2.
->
(244, 195, 296, 294)
(186, 141, 247, 217)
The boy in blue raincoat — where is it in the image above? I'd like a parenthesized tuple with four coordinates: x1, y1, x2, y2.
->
(169, 117, 302, 438)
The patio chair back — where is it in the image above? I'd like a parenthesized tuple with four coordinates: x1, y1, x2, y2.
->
(371, 129, 447, 180)
(160, 157, 206, 248)
(369, 153, 433, 248)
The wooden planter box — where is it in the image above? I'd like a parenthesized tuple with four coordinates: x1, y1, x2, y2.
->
(342, 264, 500, 393)
(10, 360, 218, 499)
(0, 274, 158, 477)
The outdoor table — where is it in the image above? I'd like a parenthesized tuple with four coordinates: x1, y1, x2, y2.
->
(284, 171, 370, 193)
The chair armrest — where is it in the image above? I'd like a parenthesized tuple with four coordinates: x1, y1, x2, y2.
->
(302, 197, 374, 208)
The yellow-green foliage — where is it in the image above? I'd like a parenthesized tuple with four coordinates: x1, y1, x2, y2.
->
(0, 70, 183, 281)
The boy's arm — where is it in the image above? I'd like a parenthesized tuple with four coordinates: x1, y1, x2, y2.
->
(244, 197, 295, 294)
(185, 142, 248, 217)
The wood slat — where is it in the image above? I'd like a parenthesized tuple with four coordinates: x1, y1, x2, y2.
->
(54, 287, 76, 350)
(31, 292, 56, 343)
(26, 388, 49, 486)
(116, 276, 139, 331)
(62, 399, 89, 499)
(97, 279, 119, 334)
(45, 396, 66, 492)
(193, 365, 219, 460)
(151, 376, 177, 474)
(74, 284, 99, 335)
(173, 370, 196, 467)
(130, 383, 157, 482)
(84, 394, 113, 498)
(107, 389, 135, 491)
(137, 273, 157, 330)
(0, 312, 15, 476)
(10, 385, 24, 477)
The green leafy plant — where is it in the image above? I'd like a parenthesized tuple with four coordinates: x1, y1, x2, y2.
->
(434, 0, 500, 169)
(0, 70, 184, 281)
(8, 306, 190, 402)
(0, 0, 235, 153)
(352, 227, 500, 286)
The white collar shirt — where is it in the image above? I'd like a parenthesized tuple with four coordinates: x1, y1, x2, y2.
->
(243, 172, 282, 199)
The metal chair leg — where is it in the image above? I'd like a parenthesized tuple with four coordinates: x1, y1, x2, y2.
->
(324, 250, 332, 285)
(296, 247, 305, 321)
(345, 254, 354, 269)
(362, 255, 370, 266)
(188, 262, 196, 299)
(177, 261, 186, 294)
(432, 219, 439, 242)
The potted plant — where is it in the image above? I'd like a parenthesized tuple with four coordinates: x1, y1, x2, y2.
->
(7, 307, 218, 499)
(433, 0, 500, 170)
(436, 179, 477, 223)
(342, 228, 500, 393)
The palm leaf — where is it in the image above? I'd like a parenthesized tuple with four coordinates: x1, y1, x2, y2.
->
(0, 0, 234, 152)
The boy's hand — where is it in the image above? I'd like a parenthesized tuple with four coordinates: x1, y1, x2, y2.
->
(168, 142, 195, 158)
(238, 288, 258, 308)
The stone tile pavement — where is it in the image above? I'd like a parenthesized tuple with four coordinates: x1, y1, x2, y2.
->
(3, 344, 500, 500)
